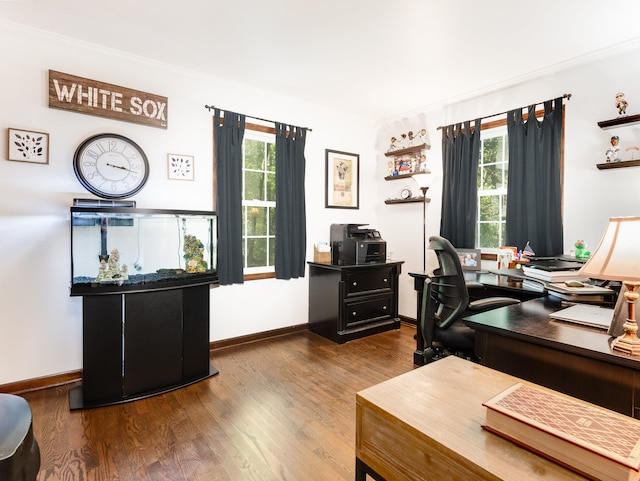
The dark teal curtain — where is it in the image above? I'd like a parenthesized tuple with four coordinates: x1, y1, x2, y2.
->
(506, 99, 563, 256)
(275, 123, 307, 279)
(214, 109, 245, 285)
(440, 119, 481, 248)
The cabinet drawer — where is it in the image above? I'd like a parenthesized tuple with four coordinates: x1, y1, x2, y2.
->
(343, 296, 392, 329)
(344, 267, 393, 295)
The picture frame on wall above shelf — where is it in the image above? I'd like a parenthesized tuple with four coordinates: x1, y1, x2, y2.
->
(167, 153, 194, 181)
(325, 149, 359, 209)
(7, 128, 49, 164)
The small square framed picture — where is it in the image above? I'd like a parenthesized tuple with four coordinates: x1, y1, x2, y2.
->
(455, 248, 481, 271)
(8, 128, 49, 164)
(167, 153, 194, 181)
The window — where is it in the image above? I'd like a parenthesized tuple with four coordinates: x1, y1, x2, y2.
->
(242, 130, 276, 274)
(476, 126, 508, 250)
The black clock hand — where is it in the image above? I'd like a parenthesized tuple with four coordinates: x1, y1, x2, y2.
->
(106, 163, 137, 173)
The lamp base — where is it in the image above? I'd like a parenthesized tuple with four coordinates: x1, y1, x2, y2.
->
(612, 323, 640, 355)
(612, 281, 640, 356)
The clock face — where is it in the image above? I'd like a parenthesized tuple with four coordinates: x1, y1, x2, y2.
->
(73, 133, 149, 199)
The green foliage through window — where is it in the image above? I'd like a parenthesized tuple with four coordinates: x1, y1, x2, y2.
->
(242, 133, 276, 272)
(477, 127, 508, 249)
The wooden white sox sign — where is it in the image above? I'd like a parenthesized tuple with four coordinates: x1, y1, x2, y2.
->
(49, 70, 168, 129)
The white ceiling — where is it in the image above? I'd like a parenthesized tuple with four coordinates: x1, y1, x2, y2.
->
(3, 0, 640, 121)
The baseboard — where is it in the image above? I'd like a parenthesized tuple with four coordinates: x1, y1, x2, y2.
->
(1, 323, 311, 395)
(399, 315, 417, 326)
(210, 323, 310, 351)
(0, 370, 82, 395)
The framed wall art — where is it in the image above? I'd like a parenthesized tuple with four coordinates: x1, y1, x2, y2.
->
(167, 153, 194, 181)
(8, 128, 49, 164)
(325, 149, 359, 209)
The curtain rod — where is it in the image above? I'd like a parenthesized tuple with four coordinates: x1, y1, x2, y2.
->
(436, 93, 572, 131)
(204, 105, 313, 132)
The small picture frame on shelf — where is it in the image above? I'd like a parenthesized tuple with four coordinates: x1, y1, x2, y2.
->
(325, 149, 359, 209)
(455, 248, 481, 271)
(167, 153, 194, 181)
(7, 128, 49, 164)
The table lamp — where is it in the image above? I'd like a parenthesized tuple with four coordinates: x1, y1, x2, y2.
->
(412, 173, 431, 272)
(579, 216, 640, 355)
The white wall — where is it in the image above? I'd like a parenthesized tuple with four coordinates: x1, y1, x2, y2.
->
(377, 41, 640, 319)
(0, 21, 379, 384)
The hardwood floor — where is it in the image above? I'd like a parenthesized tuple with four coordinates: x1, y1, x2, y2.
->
(23, 324, 417, 481)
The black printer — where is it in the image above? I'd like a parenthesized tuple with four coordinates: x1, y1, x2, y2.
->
(330, 223, 386, 265)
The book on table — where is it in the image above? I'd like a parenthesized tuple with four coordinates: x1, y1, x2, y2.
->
(522, 265, 586, 282)
(546, 281, 615, 304)
(483, 383, 640, 481)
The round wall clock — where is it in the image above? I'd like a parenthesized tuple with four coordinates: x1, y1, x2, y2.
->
(73, 133, 150, 199)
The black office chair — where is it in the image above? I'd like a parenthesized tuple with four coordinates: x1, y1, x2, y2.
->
(420, 236, 520, 364)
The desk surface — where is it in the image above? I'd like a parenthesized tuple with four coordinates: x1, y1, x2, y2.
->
(356, 356, 585, 481)
(465, 297, 639, 370)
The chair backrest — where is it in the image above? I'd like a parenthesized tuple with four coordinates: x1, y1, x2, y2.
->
(426, 236, 470, 330)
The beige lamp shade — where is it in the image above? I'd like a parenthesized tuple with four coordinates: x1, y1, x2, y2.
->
(579, 216, 640, 282)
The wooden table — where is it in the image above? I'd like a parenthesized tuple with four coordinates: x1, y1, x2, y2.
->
(355, 356, 587, 481)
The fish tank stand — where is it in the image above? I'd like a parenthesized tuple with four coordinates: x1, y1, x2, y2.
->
(69, 207, 219, 409)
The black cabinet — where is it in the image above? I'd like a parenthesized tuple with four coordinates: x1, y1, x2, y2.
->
(308, 262, 403, 343)
(69, 284, 217, 410)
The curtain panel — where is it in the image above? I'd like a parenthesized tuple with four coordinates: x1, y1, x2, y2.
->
(275, 123, 307, 279)
(214, 109, 245, 285)
(506, 98, 563, 256)
(440, 119, 481, 248)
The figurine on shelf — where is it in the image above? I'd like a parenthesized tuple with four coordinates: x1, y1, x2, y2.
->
(407, 131, 415, 146)
(416, 128, 427, 144)
(388, 136, 398, 152)
(616, 92, 628, 117)
(387, 160, 394, 176)
(398, 133, 408, 150)
(606, 135, 621, 162)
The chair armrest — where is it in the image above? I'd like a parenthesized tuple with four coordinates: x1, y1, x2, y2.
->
(468, 297, 520, 312)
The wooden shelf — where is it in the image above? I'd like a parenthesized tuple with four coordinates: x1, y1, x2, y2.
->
(384, 173, 428, 181)
(597, 114, 640, 130)
(384, 143, 430, 157)
(596, 159, 640, 170)
(384, 197, 430, 205)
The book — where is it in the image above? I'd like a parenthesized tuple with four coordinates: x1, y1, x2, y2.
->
(522, 265, 587, 282)
(483, 383, 640, 481)
(548, 291, 607, 303)
(549, 303, 614, 329)
(526, 259, 585, 271)
(547, 281, 614, 296)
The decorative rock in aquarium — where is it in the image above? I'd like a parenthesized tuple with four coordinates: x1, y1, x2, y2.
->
(95, 248, 129, 284)
(184, 234, 208, 273)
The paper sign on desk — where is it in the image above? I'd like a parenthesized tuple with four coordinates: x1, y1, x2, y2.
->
(549, 304, 614, 330)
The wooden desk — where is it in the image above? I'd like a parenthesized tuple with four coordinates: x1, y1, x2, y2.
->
(465, 297, 640, 418)
(409, 271, 544, 365)
(355, 356, 585, 481)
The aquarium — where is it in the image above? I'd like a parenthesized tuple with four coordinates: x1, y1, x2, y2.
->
(70, 207, 218, 296)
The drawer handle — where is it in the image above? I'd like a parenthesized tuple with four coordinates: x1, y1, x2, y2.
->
(352, 311, 357, 317)
(353, 282, 357, 286)
(383, 305, 388, 310)
(383, 278, 388, 283)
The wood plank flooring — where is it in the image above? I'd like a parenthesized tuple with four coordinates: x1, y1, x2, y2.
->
(23, 324, 417, 481)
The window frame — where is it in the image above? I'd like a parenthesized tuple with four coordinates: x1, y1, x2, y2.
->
(242, 128, 276, 278)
